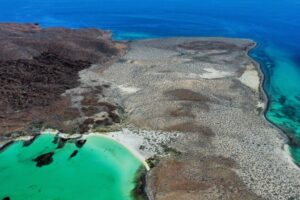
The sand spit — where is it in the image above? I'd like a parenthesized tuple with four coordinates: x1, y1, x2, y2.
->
(92, 37, 300, 200)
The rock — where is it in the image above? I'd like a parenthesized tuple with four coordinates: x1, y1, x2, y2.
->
(55, 137, 70, 149)
(33, 152, 55, 167)
(0, 23, 125, 135)
(75, 139, 86, 148)
(79, 118, 95, 134)
(69, 150, 79, 159)
(23, 134, 40, 147)
(0, 141, 14, 153)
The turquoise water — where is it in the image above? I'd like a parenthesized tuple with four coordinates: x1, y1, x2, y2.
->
(0, 134, 143, 200)
(255, 46, 300, 163)
(250, 43, 300, 163)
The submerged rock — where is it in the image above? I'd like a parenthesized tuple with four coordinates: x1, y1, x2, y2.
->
(33, 152, 55, 167)
(0, 141, 14, 153)
(23, 134, 40, 147)
(69, 150, 79, 159)
(75, 140, 86, 148)
(54, 137, 70, 149)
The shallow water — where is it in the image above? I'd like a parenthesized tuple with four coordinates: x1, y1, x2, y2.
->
(1, 0, 300, 179)
(0, 134, 142, 200)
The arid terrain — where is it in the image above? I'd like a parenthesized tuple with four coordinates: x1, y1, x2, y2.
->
(0, 23, 125, 138)
(100, 38, 300, 200)
(1, 24, 300, 200)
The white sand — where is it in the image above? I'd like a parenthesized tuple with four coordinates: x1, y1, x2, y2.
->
(85, 132, 151, 170)
(42, 129, 151, 170)
(238, 70, 260, 91)
(199, 68, 233, 79)
(118, 85, 140, 94)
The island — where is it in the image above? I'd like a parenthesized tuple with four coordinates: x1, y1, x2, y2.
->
(0, 23, 299, 200)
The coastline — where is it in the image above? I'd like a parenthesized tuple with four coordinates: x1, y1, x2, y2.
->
(0, 131, 145, 200)
(1, 29, 300, 199)
(246, 43, 298, 168)
(13, 129, 151, 170)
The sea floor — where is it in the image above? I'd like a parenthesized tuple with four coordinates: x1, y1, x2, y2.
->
(0, 134, 143, 200)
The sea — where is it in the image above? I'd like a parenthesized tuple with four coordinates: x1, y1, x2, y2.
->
(0, 0, 300, 198)
(0, 134, 143, 200)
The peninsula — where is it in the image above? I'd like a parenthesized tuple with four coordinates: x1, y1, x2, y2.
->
(0, 24, 300, 200)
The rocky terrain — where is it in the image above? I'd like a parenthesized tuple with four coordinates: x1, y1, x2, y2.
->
(98, 38, 300, 200)
(1, 23, 300, 200)
(0, 23, 125, 138)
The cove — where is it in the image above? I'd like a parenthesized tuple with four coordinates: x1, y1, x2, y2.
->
(0, 134, 144, 200)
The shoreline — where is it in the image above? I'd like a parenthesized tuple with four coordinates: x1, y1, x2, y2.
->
(0, 130, 147, 200)
(0, 129, 150, 200)
(1, 129, 151, 171)
(1, 31, 300, 199)
(40, 129, 151, 170)
(246, 42, 298, 168)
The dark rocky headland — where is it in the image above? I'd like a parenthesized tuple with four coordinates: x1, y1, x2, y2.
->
(0, 23, 126, 138)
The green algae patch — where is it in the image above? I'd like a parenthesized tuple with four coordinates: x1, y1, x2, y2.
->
(0, 134, 144, 200)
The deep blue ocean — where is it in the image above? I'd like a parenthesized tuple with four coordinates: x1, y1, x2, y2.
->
(1, 0, 300, 164)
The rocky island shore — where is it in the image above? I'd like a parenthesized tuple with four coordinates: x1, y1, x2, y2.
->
(1, 24, 300, 200)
